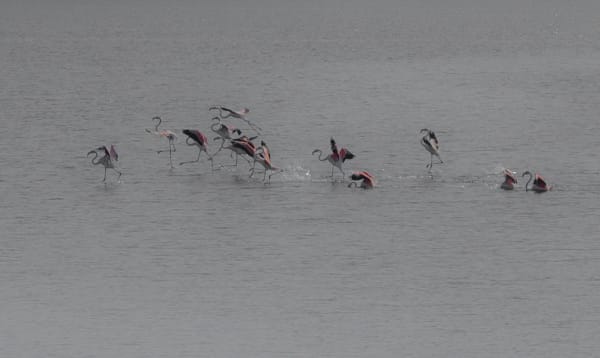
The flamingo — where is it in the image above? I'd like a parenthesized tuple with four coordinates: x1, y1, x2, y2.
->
(87, 145, 121, 182)
(522, 171, 551, 193)
(250, 140, 281, 182)
(420, 128, 443, 170)
(312, 137, 355, 179)
(179, 129, 213, 168)
(146, 116, 177, 168)
(500, 169, 518, 190)
(223, 135, 257, 167)
(209, 106, 262, 133)
(348, 171, 376, 189)
(210, 116, 242, 156)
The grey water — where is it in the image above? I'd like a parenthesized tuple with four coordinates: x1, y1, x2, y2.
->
(2, 0, 600, 356)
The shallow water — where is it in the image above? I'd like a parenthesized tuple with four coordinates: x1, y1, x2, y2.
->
(2, 0, 600, 357)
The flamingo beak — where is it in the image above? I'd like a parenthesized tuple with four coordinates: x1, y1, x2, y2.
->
(87, 150, 96, 156)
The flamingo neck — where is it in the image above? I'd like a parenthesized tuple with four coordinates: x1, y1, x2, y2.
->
(524, 173, 532, 192)
(153, 117, 162, 131)
(89, 152, 99, 164)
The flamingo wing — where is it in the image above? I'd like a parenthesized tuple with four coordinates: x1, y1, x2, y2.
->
(220, 107, 249, 118)
(183, 129, 208, 146)
(535, 173, 547, 188)
(232, 139, 256, 156)
(361, 170, 374, 180)
(421, 137, 437, 154)
(340, 148, 354, 162)
(330, 137, 338, 154)
(260, 142, 271, 164)
(503, 169, 517, 183)
(109, 145, 119, 161)
(159, 130, 176, 139)
(363, 171, 376, 186)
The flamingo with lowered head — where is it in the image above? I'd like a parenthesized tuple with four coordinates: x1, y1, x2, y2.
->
(179, 129, 213, 169)
(522, 171, 551, 193)
(500, 169, 518, 190)
(420, 128, 443, 170)
(348, 171, 376, 189)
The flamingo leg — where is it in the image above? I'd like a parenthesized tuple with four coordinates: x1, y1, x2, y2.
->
(267, 169, 282, 183)
(103, 167, 107, 182)
(427, 154, 443, 171)
(113, 168, 122, 180)
(220, 152, 239, 168)
(208, 155, 214, 171)
(179, 149, 202, 166)
(210, 139, 225, 157)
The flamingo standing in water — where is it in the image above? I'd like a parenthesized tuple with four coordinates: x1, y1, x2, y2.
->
(250, 140, 281, 183)
(210, 116, 242, 156)
(348, 171, 376, 189)
(522, 171, 551, 193)
(500, 169, 518, 190)
(420, 128, 443, 170)
(179, 129, 213, 169)
(312, 137, 355, 179)
(87, 145, 121, 182)
(209, 106, 262, 133)
(223, 135, 257, 167)
(146, 116, 177, 168)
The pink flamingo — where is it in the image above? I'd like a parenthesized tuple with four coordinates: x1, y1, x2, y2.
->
(250, 140, 281, 182)
(209, 106, 261, 133)
(179, 129, 213, 169)
(522, 171, 551, 193)
(312, 137, 355, 179)
(87, 145, 121, 182)
(348, 171, 376, 189)
(420, 128, 443, 170)
(210, 116, 242, 155)
(146, 116, 177, 168)
(500, 169, 518, 190)
(223, 135, 257, 167)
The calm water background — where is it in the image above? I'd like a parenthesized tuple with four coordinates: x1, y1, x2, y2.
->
(2, 0, 600, 357)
